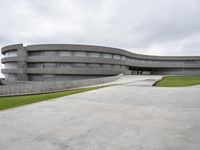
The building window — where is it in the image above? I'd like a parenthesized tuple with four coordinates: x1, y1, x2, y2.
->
(5, 50, 17, 57)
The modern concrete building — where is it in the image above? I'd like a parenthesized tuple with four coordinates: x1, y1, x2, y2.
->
(1, 44, 200, 84)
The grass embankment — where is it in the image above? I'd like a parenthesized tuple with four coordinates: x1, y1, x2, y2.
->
(155, 76, 200, 87)
(0, 86, 106, 110)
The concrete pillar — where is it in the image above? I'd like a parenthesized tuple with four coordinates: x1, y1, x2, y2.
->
(17, 45, 28, 81)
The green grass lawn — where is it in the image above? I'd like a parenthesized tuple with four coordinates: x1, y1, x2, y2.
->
(155, 76, 200, 87)
(0, 86, 107, 111)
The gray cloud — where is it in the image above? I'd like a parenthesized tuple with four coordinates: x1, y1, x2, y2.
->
(1, 0, 200, 77)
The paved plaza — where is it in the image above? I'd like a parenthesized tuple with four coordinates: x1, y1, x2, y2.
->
(0, 76, 200, 150)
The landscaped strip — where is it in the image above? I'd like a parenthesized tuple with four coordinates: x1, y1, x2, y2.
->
(155, 76, 200, 87)
(0, 86, 108, 110)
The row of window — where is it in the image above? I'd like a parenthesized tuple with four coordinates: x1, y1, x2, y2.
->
(4, 73, 17, 81)
(5, 50, 18, 57)
(126, 58, 200, 66)
(4, 50, 126, 60)
(28, 51, 126, 60)
(4, 63, 18, 69)
(28, 63, 128, 69)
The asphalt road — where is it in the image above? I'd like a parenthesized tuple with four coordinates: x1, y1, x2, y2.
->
(0, 75, 200, 150)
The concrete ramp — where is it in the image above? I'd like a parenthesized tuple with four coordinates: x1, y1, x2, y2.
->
(1, 75, 200, 150)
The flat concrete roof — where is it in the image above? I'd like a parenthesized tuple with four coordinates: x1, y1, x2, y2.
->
(2, 44, 200, 60)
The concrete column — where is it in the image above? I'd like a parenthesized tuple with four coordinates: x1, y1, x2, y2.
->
(17, 46, 28, 81)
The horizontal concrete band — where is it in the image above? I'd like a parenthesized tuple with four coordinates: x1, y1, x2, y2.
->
(3, 67, 200, 76)
(1, 68, 126, 75)
(26, 56, 126, 65)
(2, 44, 200, 61)
(152, 69, 200, 75)
(1, 56, 126, 66)
(126, 60, 200, 68)
(1, 44, 23, 54)
(1, 57, 18, 63)
(27, 68, 127, 75)
(1, 69, 18, 74)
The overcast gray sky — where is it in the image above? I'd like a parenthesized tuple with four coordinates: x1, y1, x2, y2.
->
(1, 0, 200, 77)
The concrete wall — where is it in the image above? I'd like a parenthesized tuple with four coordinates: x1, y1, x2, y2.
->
(152, 68, 200, 75)
(0, 74, 122, 96)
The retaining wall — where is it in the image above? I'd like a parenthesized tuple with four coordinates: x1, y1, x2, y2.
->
(0, 74, 122, 96)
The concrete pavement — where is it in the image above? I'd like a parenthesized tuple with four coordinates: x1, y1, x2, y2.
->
(0, 75, 200, 150)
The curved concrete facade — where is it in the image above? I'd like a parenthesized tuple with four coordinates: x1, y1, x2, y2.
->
(1, 44, 200, 83)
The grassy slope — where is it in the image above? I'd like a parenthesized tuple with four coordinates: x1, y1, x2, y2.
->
(0, 86, 106, 110)
(155, 76, 200, 87)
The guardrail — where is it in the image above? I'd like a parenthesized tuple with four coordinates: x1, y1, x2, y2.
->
(0, 74, 123, 96)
